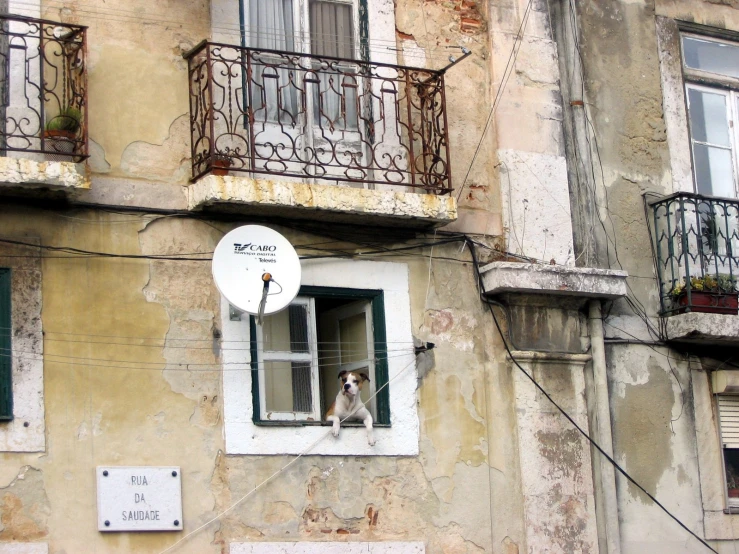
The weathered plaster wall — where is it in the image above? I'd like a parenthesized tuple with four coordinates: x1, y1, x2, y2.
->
(607, 345, 706, 553)
(0, 205, 527, 553)
(568, 0, 739, 550)
(40, 0, 209, 183)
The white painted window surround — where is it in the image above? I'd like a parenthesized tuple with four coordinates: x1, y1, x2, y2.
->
(231, 542, 425, 554)
(211, 0, 397, 66)
(0, 240, 45, 453)
(221, 259, 419, 456)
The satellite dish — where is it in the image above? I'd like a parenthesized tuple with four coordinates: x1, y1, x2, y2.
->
(212, 225, 301, 320)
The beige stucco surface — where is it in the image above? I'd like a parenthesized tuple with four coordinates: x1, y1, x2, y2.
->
(0, 0, 736, 552)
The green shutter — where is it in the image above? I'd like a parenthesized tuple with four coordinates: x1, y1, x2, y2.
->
(0, 269, 12, 420)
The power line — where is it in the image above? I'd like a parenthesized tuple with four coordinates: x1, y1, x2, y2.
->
(6, 0, 470, 68)
(465, 238, 717, 554)
(455, 0, 533, 202)
(155, 354, 418, 554)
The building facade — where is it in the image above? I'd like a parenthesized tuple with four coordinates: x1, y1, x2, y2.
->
(0, 0, 737, 553)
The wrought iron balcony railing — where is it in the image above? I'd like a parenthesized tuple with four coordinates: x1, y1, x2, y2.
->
(185, 42, 452, 194)
(651, 192, 739, 316)
(0, 15, 87, 162)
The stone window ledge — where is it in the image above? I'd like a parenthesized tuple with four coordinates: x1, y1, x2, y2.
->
(480, 262, 628, 299)
(187, 174, 457, 229)
(0, 156, 89, 192)
(665, 313, 739, 347)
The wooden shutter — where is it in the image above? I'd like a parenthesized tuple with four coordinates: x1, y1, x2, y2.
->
(0, 269, 12, 420)
(718, 395, 739, 448)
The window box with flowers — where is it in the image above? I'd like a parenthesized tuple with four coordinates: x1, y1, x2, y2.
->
(670, 275, 739, 315)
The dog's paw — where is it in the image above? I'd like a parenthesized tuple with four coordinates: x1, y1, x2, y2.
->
(367, 435, 376, 446)
(332, 426, 340, 438)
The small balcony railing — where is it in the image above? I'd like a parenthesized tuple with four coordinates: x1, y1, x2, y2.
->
(651, 192, 739, 315)
(0, 15, 87, 162)
(184, 42, 452, 194)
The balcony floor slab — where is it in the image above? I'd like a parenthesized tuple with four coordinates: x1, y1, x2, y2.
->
(0, 156, 89, 192)
(187, 174, 457, 228)
(480, 262, 629, 299)
(665, 312, 739, 346)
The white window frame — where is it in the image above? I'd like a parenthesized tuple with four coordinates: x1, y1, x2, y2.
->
(256, 297, 321, 422)
(241, 0, 361, 57)
(716, 394, 739, 508)
(221, 259, 419, 456)
(681, 33, 739, 198)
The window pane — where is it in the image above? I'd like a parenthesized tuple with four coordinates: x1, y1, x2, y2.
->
(683, 36, 739, 79)
(263, 361, 313, 414)
(726, 449, 739, 501)
(291, 361, 313, 412)
(288, 304, 309, 352)
(250, 0, 295, 51)
(263, 360, 294, 412)
(262, 303, 308, 352)
(309, 1, 354, 58)
(694, 143, 735, 197)
(340, 312, 368, 364)
(688, 88, 730, 147)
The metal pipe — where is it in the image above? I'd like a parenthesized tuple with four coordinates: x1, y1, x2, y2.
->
(588, 299, 621, 554)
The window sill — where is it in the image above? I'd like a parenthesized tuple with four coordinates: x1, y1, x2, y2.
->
(253, 420, 390, 428)
(723, 507, 739, 514)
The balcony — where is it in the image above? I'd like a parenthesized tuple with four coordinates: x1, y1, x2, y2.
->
(183, 42, 456, 227)
(0, 15, 88, 193)
(651, 192, 739, 346)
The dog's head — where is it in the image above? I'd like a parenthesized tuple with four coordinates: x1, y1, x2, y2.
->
(338, 370, 369, 397)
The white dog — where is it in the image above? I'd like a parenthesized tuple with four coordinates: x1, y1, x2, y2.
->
(325, 370, 375, 446)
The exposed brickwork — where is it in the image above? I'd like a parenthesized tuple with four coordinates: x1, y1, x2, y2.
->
(426, 0, 486, 35)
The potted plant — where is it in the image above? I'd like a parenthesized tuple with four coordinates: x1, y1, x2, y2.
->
(211, 153, 232, 176)
(670, 274, 739, 314)
(43, 106, 81, 159)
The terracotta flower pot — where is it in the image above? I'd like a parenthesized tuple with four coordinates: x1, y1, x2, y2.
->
(43, 130, 76, 160)
(211, 157, 232, 176)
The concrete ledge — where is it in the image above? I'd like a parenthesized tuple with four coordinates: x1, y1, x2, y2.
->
(665, 312, 739, 346)
(0, 156, 89, 191)
(187, 174, 457, 228)
(480, 262, 628, 299)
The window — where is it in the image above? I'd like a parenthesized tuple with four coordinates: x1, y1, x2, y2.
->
(242, 0, 363, 129)
(250, 286, 389, 425)
(221, 259, 418, 456)
(718, 394, 739, 507)
(681, 34, 739, 198)
(0, 268, 11, 420)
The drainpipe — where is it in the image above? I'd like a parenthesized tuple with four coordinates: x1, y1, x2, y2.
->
(588, 299, 621, 554)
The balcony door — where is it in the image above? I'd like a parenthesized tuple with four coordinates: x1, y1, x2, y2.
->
(241, 0, 369, 185)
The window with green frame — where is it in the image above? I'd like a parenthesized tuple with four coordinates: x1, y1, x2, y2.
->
(250, 286, 390, 426)
(0, 268, 12, 420)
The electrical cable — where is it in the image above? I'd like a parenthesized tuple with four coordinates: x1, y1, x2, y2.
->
(465, 237, 718, 554)
(455, 0, 533, 203)
(154, 354, 419, 554)
(6, 0, 466, 68)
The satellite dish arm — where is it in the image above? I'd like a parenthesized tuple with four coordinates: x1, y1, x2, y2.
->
(257, 273, 272, 325)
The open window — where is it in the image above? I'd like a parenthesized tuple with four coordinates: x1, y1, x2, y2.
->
(250, 286, 389, 425)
